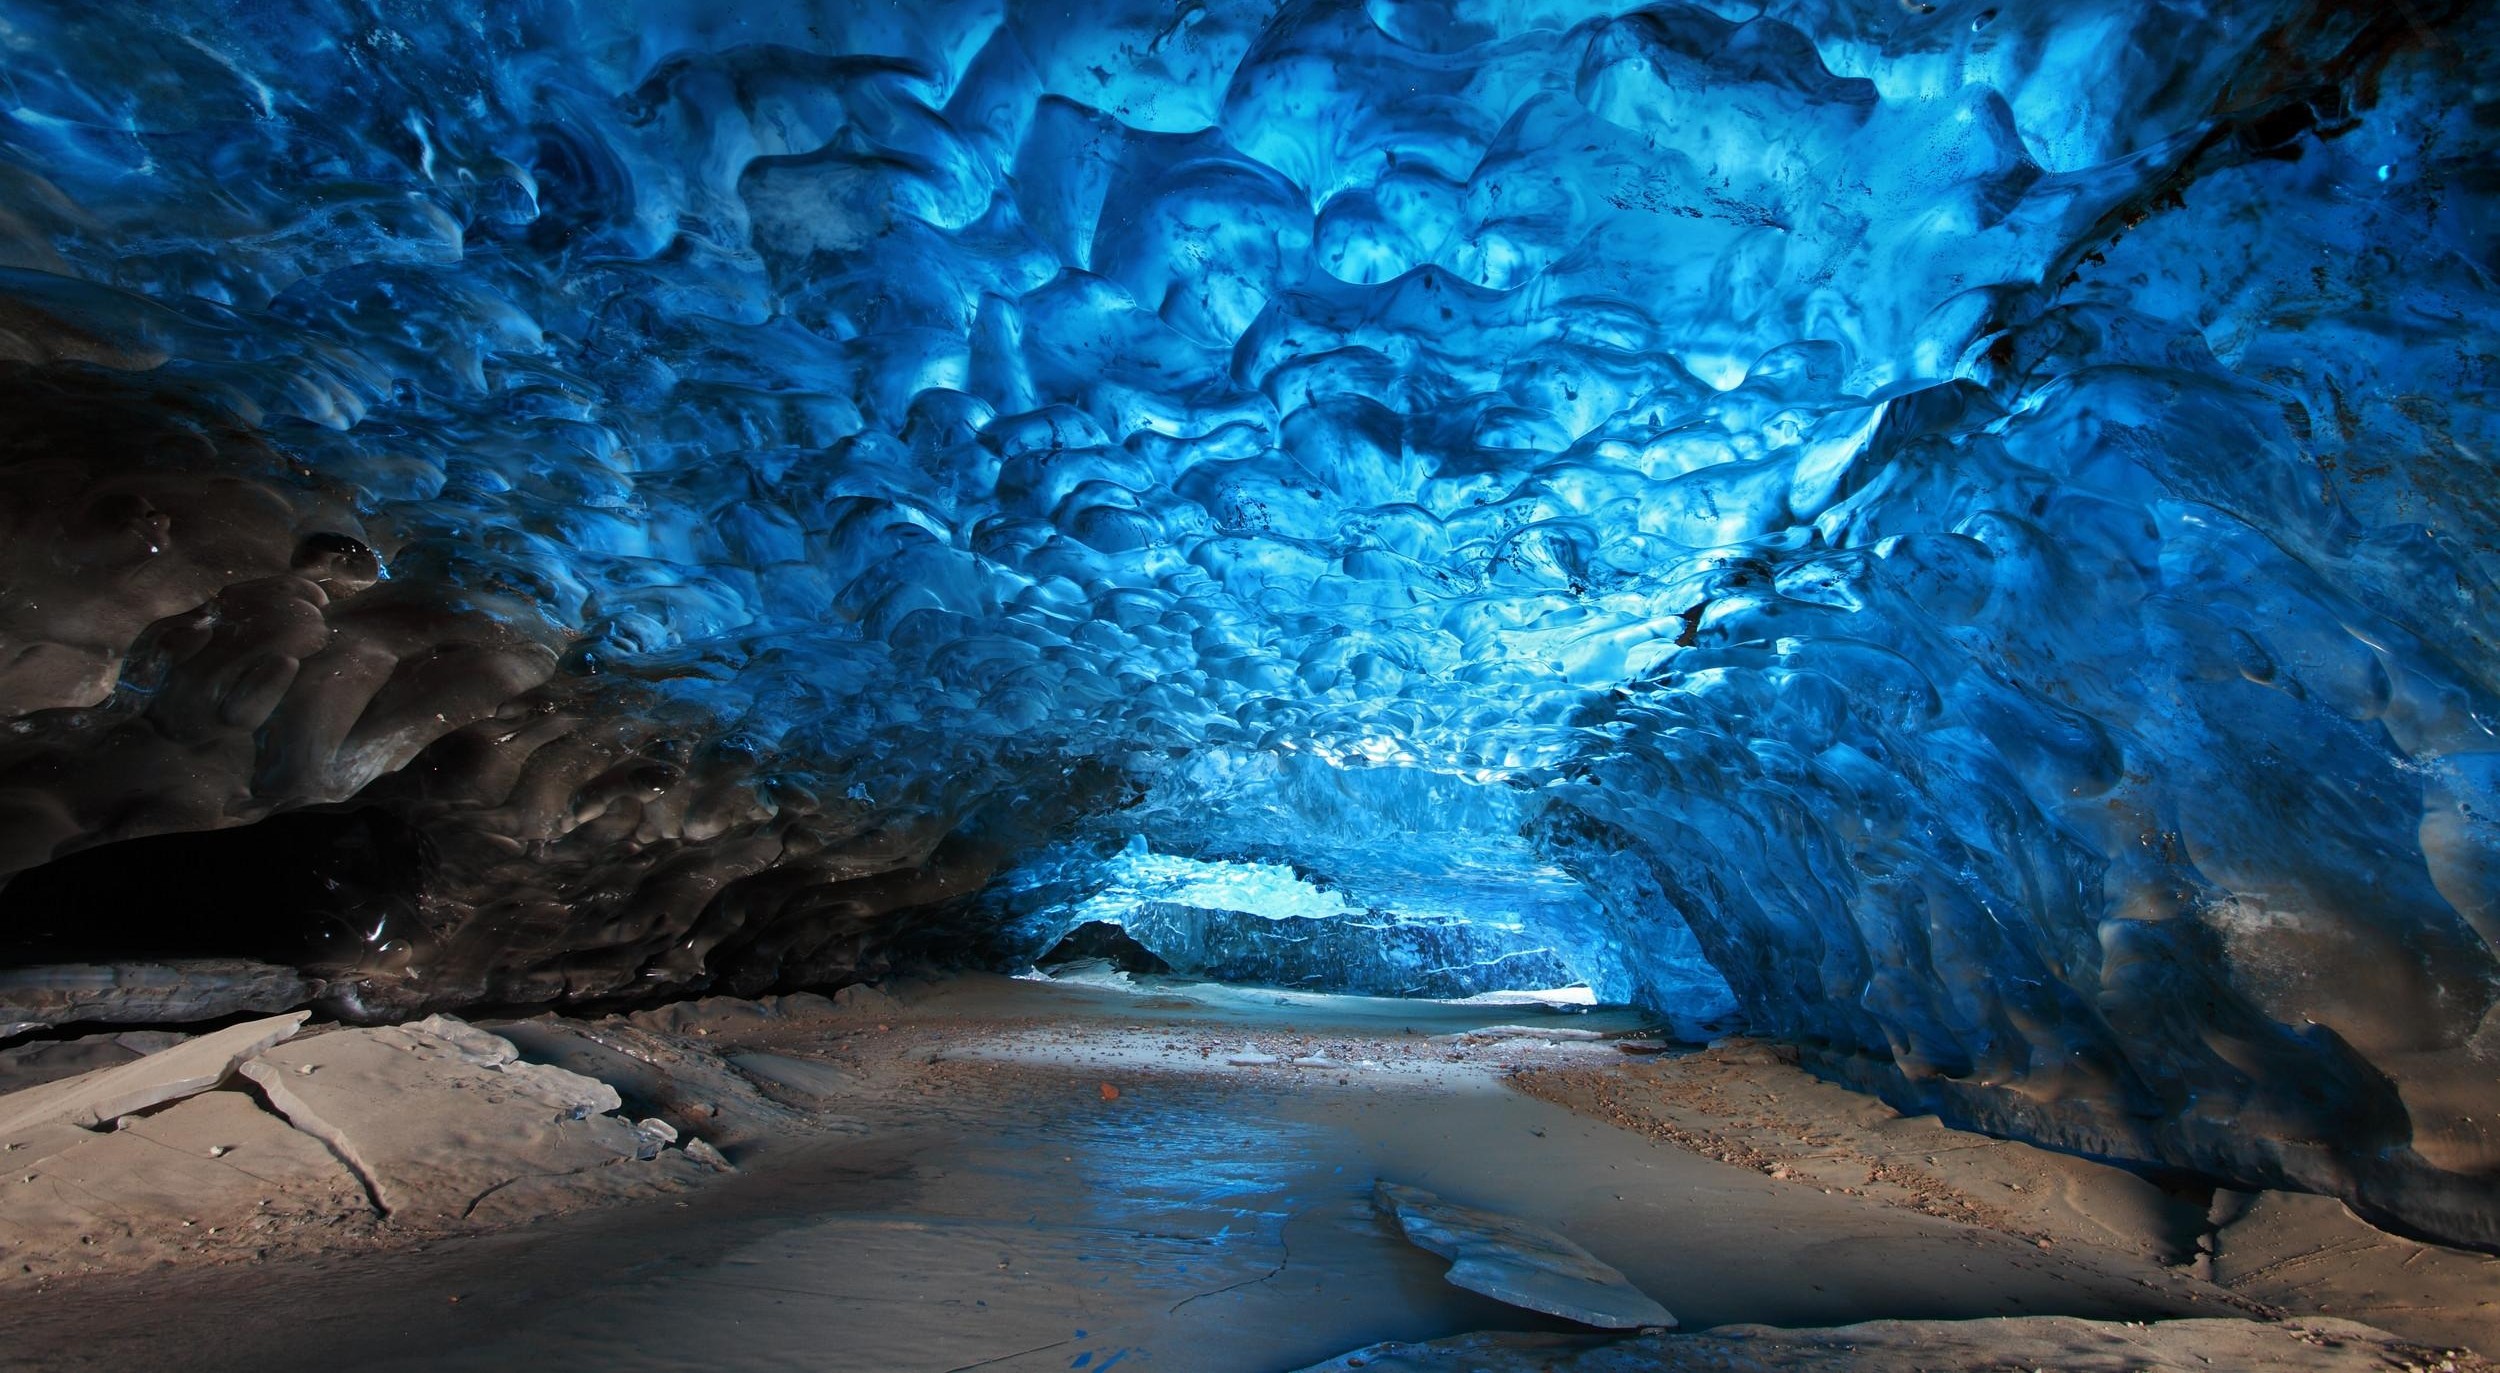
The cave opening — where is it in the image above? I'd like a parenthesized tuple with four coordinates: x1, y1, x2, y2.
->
(0, 807, 429, 971)
(981, 750, 1738, 1027)
(1013, 841, 1611, 1003)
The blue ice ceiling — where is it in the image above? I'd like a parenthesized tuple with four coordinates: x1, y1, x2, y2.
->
(0, 0, 2494, 1246)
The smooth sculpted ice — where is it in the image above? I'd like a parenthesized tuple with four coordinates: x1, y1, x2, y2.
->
(0, 1, 2492, 1245)
(985, 834, 1661, 1004)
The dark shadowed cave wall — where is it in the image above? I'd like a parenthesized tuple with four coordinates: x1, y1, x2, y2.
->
(0, 0, 2495, 1249)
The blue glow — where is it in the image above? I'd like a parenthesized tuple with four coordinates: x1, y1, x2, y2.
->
(994, 835, 1649, 1003)
(1063, 848, 1372, 927)
(1, 0, 2495, 1241)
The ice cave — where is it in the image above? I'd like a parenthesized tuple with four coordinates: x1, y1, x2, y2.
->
(0, 0, 2495, 1368)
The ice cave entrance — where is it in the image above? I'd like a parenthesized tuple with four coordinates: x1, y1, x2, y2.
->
(1018, 839, 1607, 1003)
(984, 754, 1738, 1035)
(995, 820, 1740, 1035)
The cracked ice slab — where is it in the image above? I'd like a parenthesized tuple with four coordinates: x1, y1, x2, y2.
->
(0, 1088, 374, 1267)
(1373, 1181, 1675, 1331)
(237, 1016, 704, 1228)
(0, 1012, 306, 1140)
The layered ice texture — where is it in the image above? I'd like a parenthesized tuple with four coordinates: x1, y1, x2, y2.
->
(0, 0, 2493, 1244)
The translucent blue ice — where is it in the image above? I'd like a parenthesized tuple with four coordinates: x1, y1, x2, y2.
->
(992, 837, 1630, 1002)
(0, 0, 2493, 1242)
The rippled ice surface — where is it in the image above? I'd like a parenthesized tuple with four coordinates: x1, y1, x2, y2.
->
(0, 0, 2494, 1244)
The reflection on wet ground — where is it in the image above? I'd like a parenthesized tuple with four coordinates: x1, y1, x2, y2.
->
(0, 981, 2224, 1372)
(347, 1065, 1553, 1373)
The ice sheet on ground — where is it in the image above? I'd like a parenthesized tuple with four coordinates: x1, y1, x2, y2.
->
(1374, 1180, 1676, 1330)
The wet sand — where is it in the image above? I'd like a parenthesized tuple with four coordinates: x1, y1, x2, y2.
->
(0, 973, 2488, 1371)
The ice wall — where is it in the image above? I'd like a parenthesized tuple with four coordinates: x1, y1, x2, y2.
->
(0, 0, 2493, 1244)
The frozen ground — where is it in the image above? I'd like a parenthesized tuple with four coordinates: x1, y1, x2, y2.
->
(0, 973, 2489, 1372)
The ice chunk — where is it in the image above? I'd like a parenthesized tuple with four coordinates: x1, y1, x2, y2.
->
(1373, 1181, 1675, 1330)
(0, 1013, 306, 1138)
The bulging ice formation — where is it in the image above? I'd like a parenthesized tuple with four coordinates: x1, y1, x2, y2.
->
(0, 0, 2492, 1248)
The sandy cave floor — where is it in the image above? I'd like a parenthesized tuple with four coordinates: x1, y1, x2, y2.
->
(0, 972, 2493, 1372)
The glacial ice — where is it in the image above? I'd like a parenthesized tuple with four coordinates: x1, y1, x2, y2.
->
(980, 749, 1710, 1002)
(1373, 1180, 1678, 1329)
(996, 837, 1638, 1003)
(0, 0, 2492, 1245)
